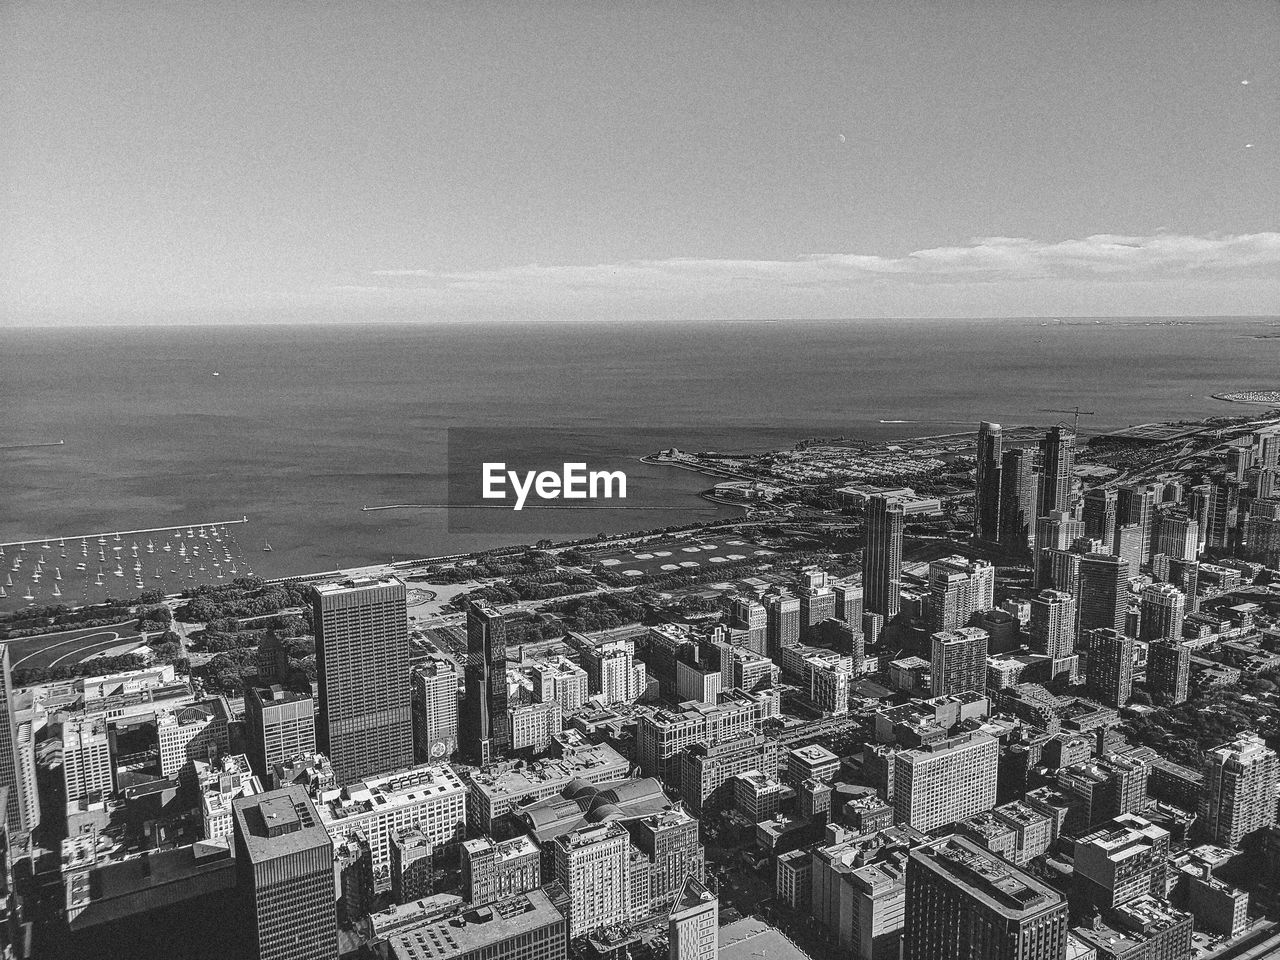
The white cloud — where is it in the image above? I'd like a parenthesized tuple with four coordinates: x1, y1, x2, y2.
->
(362, 232, 1280, 299)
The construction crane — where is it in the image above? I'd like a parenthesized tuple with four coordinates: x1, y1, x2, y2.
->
(1041, 406, 1096, 434)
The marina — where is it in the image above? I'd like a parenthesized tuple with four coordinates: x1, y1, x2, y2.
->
(0, 518, 255, 613)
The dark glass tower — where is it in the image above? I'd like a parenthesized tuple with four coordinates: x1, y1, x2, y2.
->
(998, 447, 1035, 554)
(863, 495, 904, 620)
(465, 599, 510, 765)
(312, 576, 413, 785)
(975, 421, 1003, 544)
(1037, 424, 1076, 517)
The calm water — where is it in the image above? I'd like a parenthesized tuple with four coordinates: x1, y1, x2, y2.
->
(2, 318, 1278, 586)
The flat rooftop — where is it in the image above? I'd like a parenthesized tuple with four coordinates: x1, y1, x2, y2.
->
(387, 888, 564, 960)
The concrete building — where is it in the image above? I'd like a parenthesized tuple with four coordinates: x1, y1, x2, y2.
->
(679, 733, 779, 814)
(384, 888, 566, 960)
(1083, 629, 1134, 708)
(530, 657, 589, 714)
(317, 764, 467, 889)
(1078, 554, 1129, 636)
(390, 828, 434, 904)
(571, 633, 648, 706)
(0, 644, 37, 833)
(1029, 589, 1077, 660)
(244, 685, 316, 781)
(157, 697, 231, 777)
(1200, 734, 1279, 847)
(63, 716, 114, 806)
(313, 576, 414, 784)
(1073, 814, 1170, 911)
(893, 732, 998, 833)
(905, 834, 1068, 960)
(1137, 583, 1185, 644)
(733, 770, 790, 823)
(1146, 641, 1190, 706)
(928, 556, 995, 633)
(552, 821, 632, 936)
(461, 834, 541, 907)
(669, 876, 718, 960)
(930, 627, 989, 697)
(411, 656, 460, 763)
(232, 787, 337, 960)
(763, 592, 802, 659)
(634, 691, 778, 785)
(630, 806, 704, 915)
(508, 700, 562, 754)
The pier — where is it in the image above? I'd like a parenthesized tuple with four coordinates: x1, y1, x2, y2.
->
(0, 517, 249, 550)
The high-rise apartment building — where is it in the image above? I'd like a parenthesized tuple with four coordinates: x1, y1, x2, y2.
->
(1146, 640, 1190, 706)
(465, 599, 510, 765)
(1138, 583, 1185, 643)
(1038, 424, 1076, 517)
(930, 627, 989, 697)
(1083, 628, 1134, 708)
(763, 592, 802, 658)
(530, 657, 589, 714)
(411, 655, 460, 762)
(1028, 589, 1076, 659)
(232, 786, 337, 960)
(1153, 511, 1199, 562)
(894, 732, 998, 832)
(835, 583, 864, 628)
(313, 576, 413, 784)
(630, 807, 705, 914)
(975, 421, 1003, 544)
(1201, 734, 1279, 847)
(904, 835, 1068, 960)
(1083, 488, 1118, 547)
(1117, 485, 1157, 568)
(1077, 553, 1129, 635)
(864, 496, 905, 621)
(998, 447, 1036, 554)
(571, 632, 649, 706)
(244, 685, 316, 781)
(927, 556, 995, 633)
(669, 877, 718, 960)
(1034, 512, 1084, 590)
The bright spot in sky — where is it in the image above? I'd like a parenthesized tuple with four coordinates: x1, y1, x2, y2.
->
(837, 134, 847, 143)
(1241, 79, 1250, 85)
(1245, 143, 1254, 148)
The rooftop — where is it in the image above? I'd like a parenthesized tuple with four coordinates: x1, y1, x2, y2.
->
(320, 764, 465, 823)
(386, 888, 564, 960)
(232, 786, 332, 865)
(912, 835, 1063, 919)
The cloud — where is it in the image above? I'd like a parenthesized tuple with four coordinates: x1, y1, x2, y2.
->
(360, 233, 1280, 303)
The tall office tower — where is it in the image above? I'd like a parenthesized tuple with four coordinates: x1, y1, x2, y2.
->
(1137, 583, 1185, 643)
(0, 645, 35, 834)
(800, 583, 837, 639)
(1083, 488, 1118, 547)
(1041, 548, 1083, 600)
(669, 877, 718, 960)
(232, 787, 337, 960)
(1083, 628, 1134, 708)
(553, 821, 632, 936)
(727, 596, 769, 653)
(975, 421, 1003, 544)
(834, 583, 863, 627)
(1111, 523, 1144, 578)
(1077, 553, 1128, 635)
(312, 576, 413, 785)
(465, 599, 510, 765)
(905, 835, 1069, 960)
(927, 556, 995, 633)
(1201, 734, 1280, 847)
(1033, 511, 1084, 589)
(763, 592, 801, 659)
(894, 732, 998, 832)
(930, 627, 990, 697)
(62, 717, 114, 806)
(1256, 429, 1280, 470)
(244, 685, 316, 781)
(1028, 589, 1077, 659)
(1117, 485, 1157, 567)
(864, 495, 905, 621)
(1206, 480, 1238, 551)
(411, 656, 460, 763)
(1226, 444, 1251, 480)
(1153, 510, 1199, 562)
(1038, 424, 1077, 517)
(1147, 641, 1191, 705)
(999, 447, 1036, 554)
(1249, 515, 1280, 567)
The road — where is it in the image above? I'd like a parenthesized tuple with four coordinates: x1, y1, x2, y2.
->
(4, 620, 142, 672)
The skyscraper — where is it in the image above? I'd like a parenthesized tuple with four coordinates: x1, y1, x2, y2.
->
(763, 591, 801, 659)
(998, 447, 1036, 554)
(894, 732, 998, 832)
(864, 495, 904, 621)
(232, 786, 337, 960)
(1083, 628, 1134, 708)
(1034, 511, 1084, 590)
(1038, 424, 1076, 517)
(669, 877, 718, 960)
(905, 835, 1069, 960)
(1138, 583, 1185, 643)
(0, 644, 36, 834)
(975, 421, 1003, 544)
(1028, 589, 1076, 659)
(927, 556, 995, 633)
(411, 655, 460, 762)
(930, 627, 989, 697)
(312, 576, 413, 785)
(1117, 485, 1156, 569)
(1083, 487, 1117, 547)
(1077, 553, 1128, 635)
(1206, 480, 1238, 551)
(1201, 734, 1279, 847)
(1153, 510, 1199, 562)
(465, 600, 510, 765)
(553, 821, 632, 936)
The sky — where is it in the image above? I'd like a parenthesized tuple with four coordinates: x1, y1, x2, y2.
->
(2, 0, 1277, 325)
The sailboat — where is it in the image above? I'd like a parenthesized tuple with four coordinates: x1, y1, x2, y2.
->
(147, 540, 155, 553)
(55, 567, 62, 580)
(0, 587, 6, 598)
(59, 538, 65, 548)
(22, 587, 33, 601)
(263, 541, 273, 552)
(52, 583, 62, 598)
(114, 563, 124, 577)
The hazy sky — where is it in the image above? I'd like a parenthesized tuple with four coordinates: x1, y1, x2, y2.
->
(2, 0, 1277, 324)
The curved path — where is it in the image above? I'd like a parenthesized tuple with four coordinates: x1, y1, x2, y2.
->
(5, 620, 143, 672)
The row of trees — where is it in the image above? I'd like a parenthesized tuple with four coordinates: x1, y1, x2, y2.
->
(177, 577, 313, 624)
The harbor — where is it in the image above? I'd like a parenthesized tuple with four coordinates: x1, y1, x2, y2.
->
(0, 518, 255, 613)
